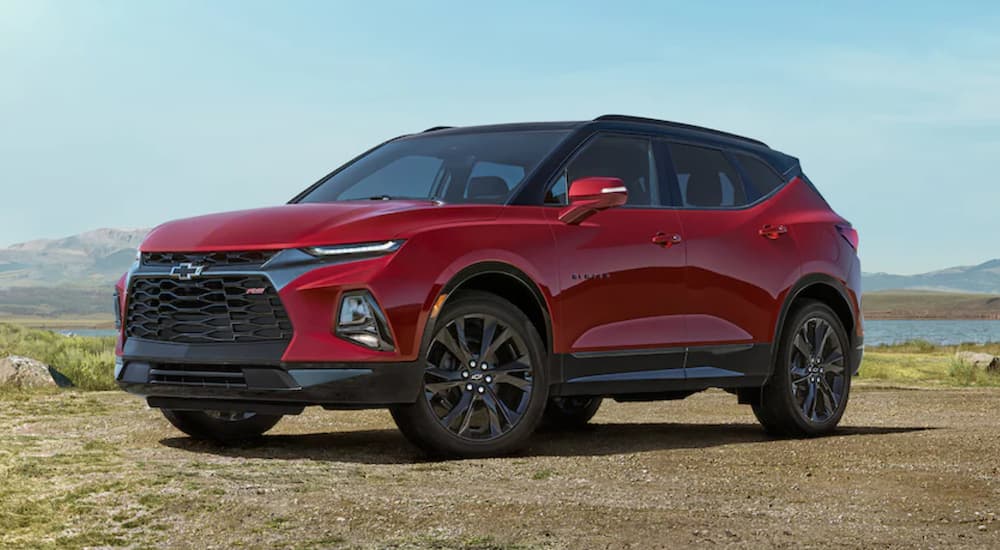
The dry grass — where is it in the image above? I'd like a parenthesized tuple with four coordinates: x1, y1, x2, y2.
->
(2, 389, 1000, 548)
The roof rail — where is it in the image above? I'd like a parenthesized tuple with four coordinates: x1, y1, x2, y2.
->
(422, 126, 454, 133)
(593, 114, 767, 147)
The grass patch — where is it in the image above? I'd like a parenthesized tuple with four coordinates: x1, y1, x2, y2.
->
(0, 322, 116, 390)
(859, 340, 1000, 387)
(531, 469, 556, 480)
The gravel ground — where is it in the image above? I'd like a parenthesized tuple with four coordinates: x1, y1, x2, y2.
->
(2, 386, 999, 548)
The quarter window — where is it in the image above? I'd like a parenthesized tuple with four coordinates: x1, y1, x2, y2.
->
(668, 143, 747, 208)
(547, 135, 659, 206)
(734, 153, 785, 199)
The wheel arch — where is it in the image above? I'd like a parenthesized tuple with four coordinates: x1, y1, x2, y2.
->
(768, 273, 858, 379)
(431, 261, 554, 354)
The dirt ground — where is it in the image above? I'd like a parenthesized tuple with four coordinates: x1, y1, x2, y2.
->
(2, 386, 999, 549)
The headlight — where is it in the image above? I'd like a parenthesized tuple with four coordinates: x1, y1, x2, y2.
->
(304, 240, 403, 258)
(335, 291, 395, 351)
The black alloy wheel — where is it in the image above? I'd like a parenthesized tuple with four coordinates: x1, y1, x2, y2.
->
(390, 291, 548, 457)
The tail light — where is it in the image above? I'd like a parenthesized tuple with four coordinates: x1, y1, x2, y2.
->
(836, 224, 859, 250)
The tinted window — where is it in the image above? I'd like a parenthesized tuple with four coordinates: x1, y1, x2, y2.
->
(669, 143, 747, 208)
(734, 153, 785, 198)
(338, 156, 443, 200)
(547, 135, 658, 206)
(298, 130, 568, 205)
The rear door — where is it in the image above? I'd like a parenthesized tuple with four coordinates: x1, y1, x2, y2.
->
(546, 134, 688, 382)
(663, 141, 801, 380)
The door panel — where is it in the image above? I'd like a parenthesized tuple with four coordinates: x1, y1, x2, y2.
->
(664, 142, 802, 378)
(547, 207, 687, 379)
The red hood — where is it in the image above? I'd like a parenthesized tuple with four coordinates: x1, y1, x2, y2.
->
(141, 201, 501, 251)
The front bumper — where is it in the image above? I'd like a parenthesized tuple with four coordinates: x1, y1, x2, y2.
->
(116, 357, 424, 411)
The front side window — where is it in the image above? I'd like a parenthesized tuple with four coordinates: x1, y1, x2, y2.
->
(546, 135, 659, 206)
(669, 143, 747, 208)
(298, 130, 569, 205)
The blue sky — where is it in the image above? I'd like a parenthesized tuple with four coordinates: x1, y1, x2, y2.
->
(1, 1, 998, 274)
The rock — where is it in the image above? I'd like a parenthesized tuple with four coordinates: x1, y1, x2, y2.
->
(0, 355, 58, 388)
(955, 351, 999, 372)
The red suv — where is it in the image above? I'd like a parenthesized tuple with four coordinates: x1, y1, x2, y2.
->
(115, 115, 863, 457)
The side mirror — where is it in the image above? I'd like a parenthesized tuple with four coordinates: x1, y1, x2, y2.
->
(558, 177, 628, 224)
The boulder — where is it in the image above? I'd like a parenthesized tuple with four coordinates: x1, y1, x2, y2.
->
(955, 351, 999, 372)
(0, 355, 58, 388)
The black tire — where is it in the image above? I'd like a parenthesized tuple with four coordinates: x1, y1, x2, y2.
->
(390, 291, 549, 458)
(751, 300, 852, 436)
(161, 409, 282, 443)
(541, 396, 602, 429)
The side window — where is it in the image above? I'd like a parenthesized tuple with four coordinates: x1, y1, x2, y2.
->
(338, 155, 444, 200)
(548, 135, 659, 206)
(668, 143, 747, 208)
(734, 153, 785, 199)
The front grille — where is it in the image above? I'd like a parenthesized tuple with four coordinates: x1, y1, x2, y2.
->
(149, 364, 247, 388)
(125, 275, 293, 344)
(141, 250, 278, 268)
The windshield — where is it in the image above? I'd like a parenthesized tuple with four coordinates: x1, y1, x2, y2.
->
(296, 130, 569, 204)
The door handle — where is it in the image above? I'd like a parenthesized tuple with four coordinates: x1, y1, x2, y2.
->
(759, 224, 788, 240)
(652, 232, 682, 247)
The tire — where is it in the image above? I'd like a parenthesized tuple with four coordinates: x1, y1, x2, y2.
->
(390, 290, 549, 458)
(751, 300, 852, 437)
(541, 396, 602, 430)
(161, 409, 282, 443)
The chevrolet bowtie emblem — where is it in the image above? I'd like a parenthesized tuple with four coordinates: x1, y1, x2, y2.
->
(169, 263, 205, 280)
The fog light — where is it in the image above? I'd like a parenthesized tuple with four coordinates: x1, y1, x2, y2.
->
(113, 289, 122, 330)
(335, 291, 394, 351)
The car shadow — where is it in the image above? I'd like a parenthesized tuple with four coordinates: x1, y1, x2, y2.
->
(159, 422, 935, 464)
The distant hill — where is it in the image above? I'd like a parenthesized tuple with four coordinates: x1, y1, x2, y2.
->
(862, 260, 1000, 294)
(863, 290, 1000, 320)
(0, 228, 147, 289)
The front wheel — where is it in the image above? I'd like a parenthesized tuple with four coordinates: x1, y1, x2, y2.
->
(751, 300, 852, 436)
(390, 291, 549, 458)
(161, 409, 282, 443)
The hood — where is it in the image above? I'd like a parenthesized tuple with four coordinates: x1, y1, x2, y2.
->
(141, 201, 501, 251)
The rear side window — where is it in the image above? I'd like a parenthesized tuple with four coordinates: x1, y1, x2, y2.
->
(734, 153, 785, 199)
(668, 143, 747, 208)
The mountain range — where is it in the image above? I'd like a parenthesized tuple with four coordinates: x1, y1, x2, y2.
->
(0, 227, 998, 294)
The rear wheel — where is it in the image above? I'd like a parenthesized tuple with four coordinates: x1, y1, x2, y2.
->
(752, 300, 852, 436)
(161, 409, 282, 443)
(542, 396, 602, 429)
(390, 291, 548, 457)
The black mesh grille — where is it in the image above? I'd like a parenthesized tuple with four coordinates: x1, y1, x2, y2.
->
(149, 364, 247, 389)
(125, 276, 293, 343)
(141, 250, 278, 267)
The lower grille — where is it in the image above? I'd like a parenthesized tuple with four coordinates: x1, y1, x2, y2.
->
(126, 275, 293, 344)
(149, 364, 247, 389)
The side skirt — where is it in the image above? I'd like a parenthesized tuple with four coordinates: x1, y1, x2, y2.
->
(550, 343, 772, 398)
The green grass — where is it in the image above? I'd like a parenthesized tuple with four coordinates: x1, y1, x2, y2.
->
(858, 339, 1000, 387)
(0, 322, 116, 390)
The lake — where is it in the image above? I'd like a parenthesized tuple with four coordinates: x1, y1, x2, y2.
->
(863, 319, 1000, 346)
(58, 320, 1000, 346)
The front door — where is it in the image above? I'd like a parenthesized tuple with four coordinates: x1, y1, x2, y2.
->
(545, 134, 688, 383)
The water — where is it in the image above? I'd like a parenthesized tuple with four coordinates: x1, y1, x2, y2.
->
(864, 320, 1000, 346)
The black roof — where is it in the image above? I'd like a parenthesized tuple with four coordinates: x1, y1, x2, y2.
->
(421, 114, 768, 147)
(414, 115, 797, 173)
